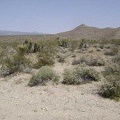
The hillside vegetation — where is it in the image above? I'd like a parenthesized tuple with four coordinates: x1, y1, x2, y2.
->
(0, 37, 120, 101)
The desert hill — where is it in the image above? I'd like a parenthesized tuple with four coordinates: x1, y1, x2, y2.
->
(56, 24, 120, 40)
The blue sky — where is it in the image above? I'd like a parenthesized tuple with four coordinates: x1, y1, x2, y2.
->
(0, 0, 120, 33)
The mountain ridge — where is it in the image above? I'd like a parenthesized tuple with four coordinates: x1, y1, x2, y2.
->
(56, 24, 120, 40)
(1, 24, 120, 40)
(0, 30, 43, 36)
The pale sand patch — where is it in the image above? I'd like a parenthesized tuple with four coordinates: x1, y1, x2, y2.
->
(0, 73, 120, 120)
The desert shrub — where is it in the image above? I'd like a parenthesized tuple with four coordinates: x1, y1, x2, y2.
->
(81, 48, 87, 52)
(71, 54, 76, 57)
(96, 48, 102, 51)
(62, 69, 81, 85)
(101, 76, 120, 101)
(0, 44, 31, 76)
(28, 66, 59, 86)
(34, 46, 56, 68)
(104, 50, 115, 56)
(23, 39, 40, 53)
(104, 44, 111, 49)
(13, 44, 31, 71)
(102, 64, 120, 77)
(0, 56, 14, 76)
(93, 44, 99, 48)
(112, 54, 120, 64)
(57, 53, 66, 63)
(69, 40, 78, 52)
(104, 46, 119, 56)
(97, 59, 105, 66)
(57, 39, 69, 48)
(99, 44, 104, 49)
(79, 39, 86, 49)
(80, 57, 95, 66)
(62, 64, 100, 85)
(111, 47, 119, 54)
(80, 56, 105, 66)
(22, 67, 31, 73)
(72, 59, 79, 65)
(101, 65, 120, 101)
(110, 39, 120, 45)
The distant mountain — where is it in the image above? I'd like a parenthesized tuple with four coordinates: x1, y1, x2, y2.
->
(56, 24, 120, 40)
(0, 30, 43, 36)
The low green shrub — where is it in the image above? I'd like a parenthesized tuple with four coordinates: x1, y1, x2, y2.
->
(62, 64, 100, 85)
(57, 39, 69, 48)
(112, 54, 120, 64)
(104, 47, 119, 56)
(0, 44, 31, 76)
(34, 47, 56, 68)
(101, 75, 120, 101)
(72, 59, 79, 65)
(79, 56, 105, 66)
(28, 66, 59, 86)
(102, 64, 120, 76)
(57, 53, 66, 63)
(101, 64, 120, 101)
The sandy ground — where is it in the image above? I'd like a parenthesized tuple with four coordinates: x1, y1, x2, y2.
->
(0, 72, 120, 120)
(0, 47, 119, 120)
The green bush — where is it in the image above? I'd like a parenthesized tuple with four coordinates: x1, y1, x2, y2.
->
(28, 66, 59, 86)
(104, 46, 119, 56)
(80, 56, 105, 66)
(62, 64, 100, 85)
(34, 46, 56, 68)
(112, 54, 120, 64)
(101, 75, 120, 101)
(102, 64, 120, 76)
(79, 39, 85, 49)
(101, 64, 120, 101)
(69, 40, 78, 52)
(57, 53, 66, 63)
(57, 39, 69, 48)
(0, 44, 31, 76)
(72, 59, 79, 65)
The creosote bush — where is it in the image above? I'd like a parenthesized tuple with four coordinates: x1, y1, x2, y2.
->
(28, 66, 59, 86)
(62, 64, 100, 85)
(0, 44, 31, 76)
(34, 46, 56, 68)
(79, 56, 105, 66)
(104, 46, 119, 56)
(72, 59, 79, 65)
(100, 64, 120, 101)
(57, 53, 66, 63)
(112, 53, 120, 64)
